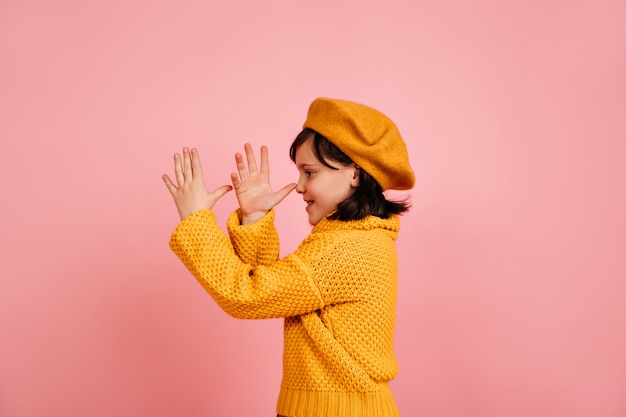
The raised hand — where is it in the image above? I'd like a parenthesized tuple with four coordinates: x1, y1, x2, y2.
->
(162, 148, 233, 220)
(231, 143, 296, 225)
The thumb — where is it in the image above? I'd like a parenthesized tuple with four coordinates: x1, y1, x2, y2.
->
(274, 183, 297, 204)
(212, 184, 234, 200)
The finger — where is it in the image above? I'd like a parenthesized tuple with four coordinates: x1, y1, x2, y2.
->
(235, 152, 248, 180)
(183, 147, 192, 181)
(190, 148, 204, 184)
(259, 145, 269, 175)
(173, 153, 184, 186)
(162, 174, 178, 195)
(230, 172, 241, 189)
(244, 143, 259, 174)
(211, 184, 233, 201)
(274, 183, 297, 205)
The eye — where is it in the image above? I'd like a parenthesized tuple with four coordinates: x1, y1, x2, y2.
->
(304, 171, 314, 177)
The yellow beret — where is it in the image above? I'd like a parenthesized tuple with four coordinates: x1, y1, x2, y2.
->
(303, 97, 415, 191)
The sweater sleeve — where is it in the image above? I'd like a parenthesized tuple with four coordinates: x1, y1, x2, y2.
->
(226, 209, 280, 266)
(169, 209, 325, 319)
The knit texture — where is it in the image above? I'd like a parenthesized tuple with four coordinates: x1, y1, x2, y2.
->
(303, 97, 415, 191)
(170, 209, 401, 417)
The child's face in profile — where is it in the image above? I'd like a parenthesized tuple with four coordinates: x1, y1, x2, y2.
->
(294, 137, 359, 225)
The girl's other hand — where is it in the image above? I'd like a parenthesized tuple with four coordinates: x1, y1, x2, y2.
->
(162, 148, 233, 221)
(231, 144, 296, 225)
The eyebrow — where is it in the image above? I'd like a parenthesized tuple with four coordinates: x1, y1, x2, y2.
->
(296, 162, 318, 169)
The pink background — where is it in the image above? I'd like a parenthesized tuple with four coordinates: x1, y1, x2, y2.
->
(1, 1, 625, 416)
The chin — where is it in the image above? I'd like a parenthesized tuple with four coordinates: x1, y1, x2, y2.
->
(308, 215, 321, 226)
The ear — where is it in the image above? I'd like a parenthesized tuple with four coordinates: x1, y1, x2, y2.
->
(350, 164, 360, 188)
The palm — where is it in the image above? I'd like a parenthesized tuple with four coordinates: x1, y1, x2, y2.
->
(234, 173, 279, 212)
(232, 144, 296, 224)
(162, 148, 233, 220)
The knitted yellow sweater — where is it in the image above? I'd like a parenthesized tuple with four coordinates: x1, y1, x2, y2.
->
(169, 209, 401, 417)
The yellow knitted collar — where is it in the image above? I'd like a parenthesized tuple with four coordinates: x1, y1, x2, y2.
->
(311, 213, 400, 235)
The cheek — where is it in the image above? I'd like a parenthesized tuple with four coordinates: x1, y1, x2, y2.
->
(341, 187, 355, 202)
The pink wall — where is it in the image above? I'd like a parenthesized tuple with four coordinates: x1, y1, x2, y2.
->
(1, 1, 625, 416)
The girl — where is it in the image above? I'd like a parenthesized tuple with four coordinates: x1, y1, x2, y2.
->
(162, 97, 415, 417)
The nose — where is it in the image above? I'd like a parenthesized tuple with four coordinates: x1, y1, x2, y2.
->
(296, 175, 305, 194)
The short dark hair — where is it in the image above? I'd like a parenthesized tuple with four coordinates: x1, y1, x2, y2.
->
(289, 128, 410, 221)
